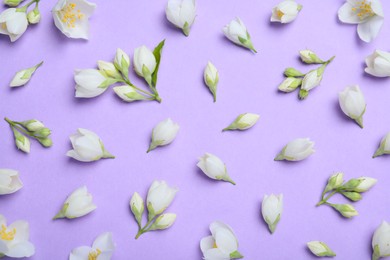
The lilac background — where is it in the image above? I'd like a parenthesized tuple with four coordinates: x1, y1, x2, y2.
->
(1, 0, 390, 259)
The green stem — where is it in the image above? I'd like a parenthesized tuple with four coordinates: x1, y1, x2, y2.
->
(316, 190, 337, 206)
(20, 0, 39, 10)
(135, 217, 156, 239)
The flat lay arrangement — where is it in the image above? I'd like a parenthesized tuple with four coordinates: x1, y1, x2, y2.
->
(1, 0, 390, 259)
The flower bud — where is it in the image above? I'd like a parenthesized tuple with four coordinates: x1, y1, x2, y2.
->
(197, 153, 236, 185)
(134, 45, 157, 81)
(97, 60, 121, 79)
(166, 0, 196, 36)
(12, 128, 30, 153)
(4, 0, 23, 6)
(223, 17, 257, 53)
(284, 67, 304, 77)
(324, 172, 344, 193)
(262, 194, 283, 233)
(372, 221, 390, 260)
(338, 85, 366, 128)
(354, 177, 377, 192)
(21, 119, 45, 132)
(0, 169, 23, 195)
(307, 241, 336, 257)
(113, 85, 147, 102)
(33, 127, 51, 138)
(37, 137, 53, 147)
(146, 180, 178, 219)
(114, 48, 130, 78)
(340, 191, 362, 202)
(365, 50, 390, 78)
(278, 77, 302, 92)
(222, 113, 259, 131)
(74, 69, 112, 98)
(130, 192, 144, 226)
(147, 118, 180, 152)
(373, 132, 390, 158)
(27, 7, 40, 24)
(274, 138, 315, 161)
(330, 203, 358, 218)
(150, 213, 177, 230)
(10, 61, 43, 87)
(299, 50, 324, 64)
(299, 66, 324, 99)
(204, 62, 219, 102)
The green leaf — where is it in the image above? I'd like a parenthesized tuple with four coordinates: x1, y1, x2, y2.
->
(151, 39, 165, 88)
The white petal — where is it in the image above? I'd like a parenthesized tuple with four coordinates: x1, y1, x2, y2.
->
(6, 241, 35, 258)
(357, 16, 384, 43)
(92, 232, 115, 252)
(338, 2, 361, 24)
(69, 246, 92, 260)
(215, 227, 238, 254)
(203, 248, 230, 260)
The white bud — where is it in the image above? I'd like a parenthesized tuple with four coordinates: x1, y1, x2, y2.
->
(197, 153, 236, 185)
(354, 177, 377, 192)
(373, 132, 390, 158)
(147, 118, 180, 152)
(275, 138, 315, 161)
(262, 194, 283, 233)
(278, 77, 302, 92)
(27, 7, 40, 24)
(203, 61, 219, 102)
(166, 0, 196, 36)
(223, 17, 256, 53)
(146, 180, 178, 217)
(330, 203, 358, 218)
(271, 0, 302, 24)
(223, 113, 259, 131)
(151, 213, 177, 230)
(97, 60, 121, 79)
(372, 221, 390, 260)
(113, 85, 147, 102)
(307, 241, 336, 257)
(74, 69, 109, 98)
(134, 45, 157, 79)
(10, 61, 43, 87)
(299, 49, 324, 64)
(22, 119, 45, 132)
(365, 50, 390, 77)
(338, 85, 366, 128)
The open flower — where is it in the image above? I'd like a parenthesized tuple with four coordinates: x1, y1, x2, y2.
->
(271, 0, 302, 24)
(0, 8, 28, 42)
(262, 194, 283, 233)
(223, 17, 256, 53)
(166, 0, 196, 36)
(70, 232, 115, 260)
(365, 50, 390, 77)
(200, 221, 243, 259)
(339, 85, 366, 128)
(197, 153, 236, 185)
(146, 180, 178, 219)
(373, 132, 390, 158)
(52, 0, 96, 39)
(66, 128, 114, 162)
(338, 0, 384, 43)
(274, 138, 315, 161)
(0, 169, 23, 195)
(147, 118, 180, 153)
(372, 221, 390, 260)
(0, 214, 35, 258)
(54, 186, 97, 219)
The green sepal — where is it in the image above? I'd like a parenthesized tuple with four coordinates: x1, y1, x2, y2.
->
(147, 202, 156, 222)
(151, 39, 165, 88)
(21, 61, 43, 80)
(284, 68, 305, 77)
(266, 214, 281, 234)
(182, 22, 190, 36)
(99, 76, 119, 89)
(125, 91, 148, 101)
(316, 242, 336, 257)
(298, 89, 309, 100)
(340, 191, 362, 202)
(53, 203, 69, 220)
(340, 179, 363, 190)
(147, 140, 164, 153)
(238, 31, 257, 53)
(372, 244, 380, 260)
(37, 137, 53, 147)
(230, 251, 244, 259)
(99, 140, 115, 159)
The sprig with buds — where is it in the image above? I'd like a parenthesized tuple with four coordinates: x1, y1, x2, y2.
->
(278, 50, 335, 100)
(4, 117, 53, 153)
(316, 172, 377, 218)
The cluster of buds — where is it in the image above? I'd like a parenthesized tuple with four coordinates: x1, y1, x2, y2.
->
(316, 172, 377, 218)
(278, 50, 335, 100)
(4, 117, 52, 153)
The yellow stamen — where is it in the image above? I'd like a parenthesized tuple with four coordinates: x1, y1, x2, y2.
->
(88, 248, 101, 260)
(276, 10, 284, 19)
(59, 2, 84, 28)
(0, 225, 16, 241)
(351, 0, 374, 20)
(1, 23, 6, 30)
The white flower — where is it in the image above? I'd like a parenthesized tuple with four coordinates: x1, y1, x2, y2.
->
(204, 61, 219, 102)
(271, 0, 302, 24)
(365, 50, 390, 77)
(223, 17, 257, 53)
(146, 180, 178, 218)
(147, 118, 180, 152)
(166, 0, 196, 36)
(52, 0, 96, 40)
(134, 45, 156, 79)
(66, 128, 114, 162)
(74, 69, 110, 98)
(197, 153, 236, 185)
(307, 241, 336, 257)
(278, 77, 302, 93)
(354, 177, 377, 192)
(275, 138, 315, 161)
(262, 194, 283, 233)
(200, 221, 243, 259)
(150, 213, 177, 230)
(223, 113, 260, 131)
(54, 186, 97, 219)
(10, 61, 43, 87)
(373, 132, 390, 158)
(338, 85, 366, 128)
(372, 221, 390, 260)
(0, 8, 28, 42)
(0, 169, 22, 195)
(338, 0, 384, 43)
(113, 85, 147, 102)
(0, 215, 35, 258)
(69, 232, 115, 260)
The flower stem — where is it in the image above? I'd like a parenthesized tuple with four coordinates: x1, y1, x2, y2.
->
(316, 190, 337, 206)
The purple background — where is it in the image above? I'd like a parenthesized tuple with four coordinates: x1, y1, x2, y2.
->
(1, 0, 390, 259)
